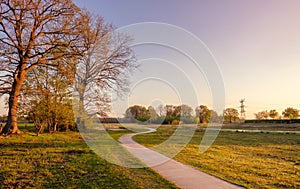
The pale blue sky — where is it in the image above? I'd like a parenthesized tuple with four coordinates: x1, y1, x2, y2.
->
(72, 0, 300, 118)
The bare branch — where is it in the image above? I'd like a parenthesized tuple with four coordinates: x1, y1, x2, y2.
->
(0, 0, 82, 134)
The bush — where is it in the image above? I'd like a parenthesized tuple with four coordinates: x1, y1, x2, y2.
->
(245, 119, 300, 124)
(172, 120, 180, 125)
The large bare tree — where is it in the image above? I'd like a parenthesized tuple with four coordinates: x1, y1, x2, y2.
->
(0, 0, 81, 134)
(74, 12, 136, 120)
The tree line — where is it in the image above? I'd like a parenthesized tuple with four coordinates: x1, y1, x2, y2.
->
(124, 105, 300, 124)
(254, 107, 299, 120)
(0, 0, 136, 134)
(124, 105, 240, 124)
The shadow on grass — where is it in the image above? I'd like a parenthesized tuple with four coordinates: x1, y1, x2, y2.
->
(0, 130, 178, 189)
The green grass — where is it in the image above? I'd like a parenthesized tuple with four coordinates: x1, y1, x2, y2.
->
(133, 126, 300, 189)
(222, 123, 300, 131)
(0, 130, 178, 189)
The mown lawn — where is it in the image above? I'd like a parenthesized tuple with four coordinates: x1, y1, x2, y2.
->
(0, 130, 178, 189)
(134, 126, 300, 189)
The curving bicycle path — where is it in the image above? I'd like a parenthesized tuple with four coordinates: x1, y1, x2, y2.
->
(118, 128, 244, 189)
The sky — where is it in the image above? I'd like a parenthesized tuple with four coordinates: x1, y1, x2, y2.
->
(1, 1, 299, 119)
(71, 0, 300, 118)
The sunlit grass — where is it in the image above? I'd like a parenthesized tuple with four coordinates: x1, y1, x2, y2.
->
(133, 126, 300, 188)
(0, 131, 178, 188)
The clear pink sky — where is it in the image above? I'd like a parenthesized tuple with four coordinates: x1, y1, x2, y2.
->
(2, 1, 300, 119)
(73, 0, 300, 118)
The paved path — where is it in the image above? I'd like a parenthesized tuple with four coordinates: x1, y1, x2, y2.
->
(119, 129, 243, 189)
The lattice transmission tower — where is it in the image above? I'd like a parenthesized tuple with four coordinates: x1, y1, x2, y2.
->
(240, 99, 246, 120)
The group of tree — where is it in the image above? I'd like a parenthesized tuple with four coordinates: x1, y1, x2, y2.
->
(223, 108, 239, 123)
(254, 108, 299, 120)
(0, 0, 135, 134)
(124, 105, 156, 122)
(124, 104, 230, 124)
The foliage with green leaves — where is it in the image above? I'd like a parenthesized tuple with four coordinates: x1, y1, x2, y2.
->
(195, 105, 211, 123)
(125, 105, 151, 122)
(282, 107, 299, 119)
(269, 109, 279, 119)
(223, 108, 239, 123)
(22, 64, 76, 134)
(254, 110, 269, 120)
(0, 0, 82, 134)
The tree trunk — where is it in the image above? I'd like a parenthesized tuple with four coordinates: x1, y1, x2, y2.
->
(1, 71, 26, 135)
(36, 121, 46, 136)
(53, 123, 57, 133)
(77, 84, 87, 130)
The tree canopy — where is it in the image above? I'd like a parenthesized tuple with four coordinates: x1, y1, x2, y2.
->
(0, 0, 136, 134)
(0, 0, 82, 134)
(195, 105, 211, 124)
(282, 107, 299, 119)
(269, 109, 279, 119)
(223, 108, 239, 123)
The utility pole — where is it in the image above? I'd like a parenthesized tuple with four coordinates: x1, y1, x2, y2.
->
(240, 99, 246, 121)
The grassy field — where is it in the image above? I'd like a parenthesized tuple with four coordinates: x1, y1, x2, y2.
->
(0, 129, 178, 188)
(134, 126, 300, 189)
(222, 123, 300, 131)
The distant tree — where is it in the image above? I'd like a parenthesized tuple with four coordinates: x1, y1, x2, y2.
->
(210, 110, 222, 123)
(125, 105, 140, 120)
(165, 105, 174, 117)
(125, 105, 150, 122)
(156, 104, 193, 124)
(223, 108, 239, 123)
(156, 104, 165, 116)
(269, 109, 279, 119)
(263, 111, 269, 119)
(179, 104, 193, 118)
(147, 106, 158, 122)
(0, 0, 81, 134)
(282, 107, 299, 119)
(254, 110, 269, 120)
(195, 105, 211, 124)
(172, 106, 181, 118)
(254, 112, 263, 120)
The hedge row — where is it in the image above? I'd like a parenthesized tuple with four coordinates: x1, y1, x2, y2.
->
(245, 119, 300, 124)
